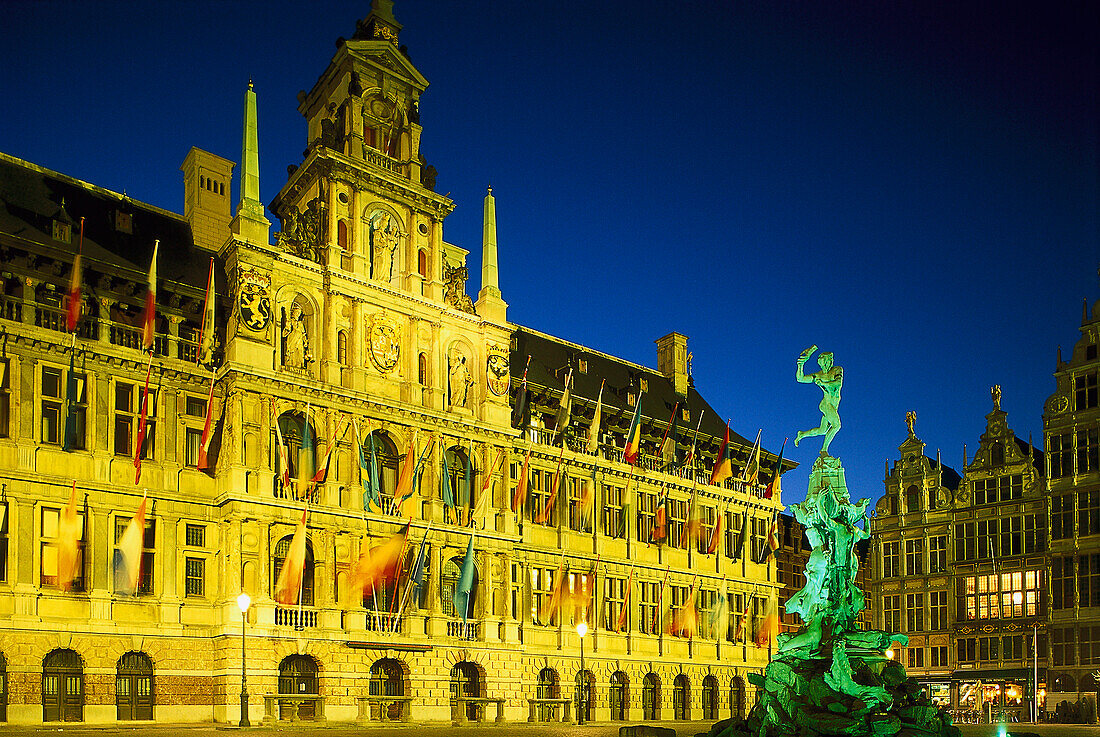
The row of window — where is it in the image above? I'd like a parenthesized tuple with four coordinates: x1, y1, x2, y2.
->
(881, 522, 1047, 580)
(881, 572, 1042, 632)
(1051, 490, 1100, 539)
(881, 592, 949, 632)
(1051, 626, 1100, 666)
(1051, 554, 1100, 610)
(1049, 427, 1099, 479)
(957, 634, 1045, 664)
(881, 537, 949, 577)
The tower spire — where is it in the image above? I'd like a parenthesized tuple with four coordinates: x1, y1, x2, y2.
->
(230, 80, 270, 245)
(475, 185, 507, 322)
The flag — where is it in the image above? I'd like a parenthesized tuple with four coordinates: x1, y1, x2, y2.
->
(66, 220, 84, 332)
(670, 579, 698, 638)
(392, 432, 419, 513)
(622, 392, 644, 465)
(472, 447, 504, 527)
(553, 369, 572, 444)
(755, 597, 780, 648)
(710, 423, 734, 485)
(274, 506, 309, 605)
(539, 557, 567, 623)
(652, 567, 670, 634)
(354, 421, 380, 510)
(196, 373, 216, 470)
(62, 349, 83, 452)
(511, 357, 530, 430)
(297, 409, 316, 495)
(658, 402, 680, 469)
(653, 488, 667, 542)
(408, 526, 431, 593)
(616, 564, 634, 632)
(398, 440, 433, 514)
(734, 596, 752, 642)
(141, 240, 159, 352)
(682, 409, 705, 478)
(740, 431, 762, 485)
(577, 466, 596, 531)
(113, 492, 148, 595)
(616, 472, 634, 539)
(441, 441, 456, 514)
(707, 592, 728, 639)
(706, 508, 724, 555)
(453, 531, 477, 622)
(512, 449, 531, 516)
(763, 438, 787, 500)
(274, 413, 292, 490)
(57, 482, 81, 591)
(310, 416, 346, 487)
(732, 512, 749, 561)
(587, 380, 604, 453)
(535, 449, 566, 525)
(133, 359, 153, 483)
(197, 257, 216, 365)
(758, 512, 780, 563)
(461, 441, 473, 524)
(680, 485, 701, 548)
(348, 522, 408, 604)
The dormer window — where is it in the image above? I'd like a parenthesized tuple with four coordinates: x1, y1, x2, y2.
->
(52, 220, 72, 244)
(115, 210, 132, 234)
(627, 392, 636, 407)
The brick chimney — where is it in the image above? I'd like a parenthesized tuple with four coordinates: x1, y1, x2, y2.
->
(656, 332, 689, 396)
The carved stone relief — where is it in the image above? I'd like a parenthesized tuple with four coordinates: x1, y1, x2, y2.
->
(442, 259, 475, 314)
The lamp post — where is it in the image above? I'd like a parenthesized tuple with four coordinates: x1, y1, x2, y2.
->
(237, 592, 251, 728)
(576, 621, 588, 725)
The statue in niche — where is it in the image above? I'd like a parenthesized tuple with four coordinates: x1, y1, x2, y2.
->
(281, 303, 313, 370)
(368, 211, 402, 283)
(448, 347, 474, 409)
(442, 259, 476, 314)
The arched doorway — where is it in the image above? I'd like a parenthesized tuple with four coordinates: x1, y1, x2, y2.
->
(450, 661, 483, 722)
(609, 671, 628, 721)
(575, 669, 595, 723)
(673, 673, 690, 720)
(536, 667, 559, 721)
(368, 658, 405, 720)
(642, 672, 660, 720)
(116, 651, 154, 720)
(730, 676, 744, 719)
(702, 674, 719, 720)
(43, 649, 83, 722)
(278, 655, 319, 721)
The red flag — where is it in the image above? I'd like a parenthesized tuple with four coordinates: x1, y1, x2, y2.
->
(512, 449, 531, 516)
(114, 492, 148, 595)
(763, 438, 787, 500)
(755, 598, 779, 648)
(616, 564, 634, 632)
(653, 490, 667, 542)
(391, 432, 419, 514)
(65, 218, 84, 332)
(710, 423, 734, 485)
(622, 393, 644, 465)
(706, 509, 724, 555)
(57, 482, 81, 591)
(196, 374, 216, 471)
(310, 415, 347, 486)
(734, 596, 752, 642)
(274, 506, 309, 605)
(680, 485, 701, 548)
(141, 240, 159, 352)
(759, 512, 780, 563)
(133, 358, 153, 484)
(196, 257, 216, 365)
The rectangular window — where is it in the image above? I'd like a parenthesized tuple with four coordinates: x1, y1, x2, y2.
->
(668, 584, 689, 635)
(640, 580, 661, 635)
(1051, 627, 1074, 667)
(42, 365, 86, 448)
(1053, 556, 1075, 610)
(957, 638, 976, 663)
(667, 497, 686, 549)
(750, 517, 766, 557)
(0, 359, 10, 438)
(41, 506, 85, 590)
(568, 475, 591, 533)
(114, 381, 156, 459)
(727, 592, 743, 643)
(530, 566, 556, 625)
(698, 588, 717, 639)
(930, 645, 948, 668)
(567, 569, 594, 626)
(1049, 433, 1073, 479)
(964, 570, 1041, 619)
(905, 539, 924, 576)
(511, 563, 521, 620)
(974, 478, 994, 506)
(0, 502, 8, 581)
(907, 647, 924, 669)
(977, 518, 997, 559)
(1002, 635, 1024, 661)
(725, 511, 742, 559)
(954, 522, 976, 562)
(1024, 513, 1047, 554)
(1081, 554, 1100, 608)
(1082, 489, 1100, 538)
(1080, 428, 1100, 475)
(1076, 371, 1099, 411)
(1052, 493, 1074, 540)
(905, 593, 924, 632)
(882, 542, 900, 578)
(184, 395, 207, 417)
(928, 535, 947, 574)
(184, 557, 205, 597)
(185, 524, 206, 548)
(637, 491, 656, 543)
(602, 483, 624, 538)
(114, 516, 155, 595)
(978, 636, 999, 662)
(184, 428, 203, 468)
(531, 469, 554, 527)
(883, 595, 900, 632)
(698, 506, 716, 555)
(1082, 626, 1100, 665)
(929, 590, 947, 630)
(604, 576, 625, 632)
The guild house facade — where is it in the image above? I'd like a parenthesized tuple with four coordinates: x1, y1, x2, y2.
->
(0, 2, 793, 725)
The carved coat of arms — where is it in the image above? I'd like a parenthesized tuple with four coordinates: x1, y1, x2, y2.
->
(237, 269, 272, 332)
(486, 344, 510, 397)
(368, 314, 400, 373)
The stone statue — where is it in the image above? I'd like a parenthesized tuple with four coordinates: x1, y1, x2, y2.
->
(794, 345, 843, 455)
(368, 211, 402, 282)
(281, 304, 313, 370)
(442, 260, 476, 314)
(992, 384, 1001, 410)
(448, 348, 474, 409)
(906, 410, 916, 436)
(275, 199, 325, 264)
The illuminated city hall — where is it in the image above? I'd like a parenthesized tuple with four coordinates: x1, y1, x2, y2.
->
(0, 2, 791, 725)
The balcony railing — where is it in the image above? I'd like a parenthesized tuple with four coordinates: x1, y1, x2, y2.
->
(364, 611, 403, 633)
(447, 619, 479, 640)
(34, 303, 97, 340)
(275, 605, 318, 629)
(365, 149, 405, 176)
(0, 295, 21, 322)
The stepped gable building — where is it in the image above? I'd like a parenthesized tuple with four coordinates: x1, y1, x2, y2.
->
(1044, 294, 1100, 716)
(0, 3, 793, 726)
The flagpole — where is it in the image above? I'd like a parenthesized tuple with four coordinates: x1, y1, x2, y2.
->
(393, 522, 432, 634)
(385, 520, 413, 628)
(683, 410, 704, 480)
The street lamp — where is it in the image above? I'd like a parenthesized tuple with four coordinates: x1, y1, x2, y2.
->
(237, 592, 251, 728)
(576, 622, 588, 725)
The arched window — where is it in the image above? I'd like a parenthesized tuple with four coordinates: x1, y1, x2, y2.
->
(417, 249, 429, 289)
(905, 485, 920, 514)
(536, 667, 559, 721)
(992, 442, 1005, 467)
(444, 446, 476, 524)
(273, 411, 318, 500)
(116, 651, 154, 721)
(927, 485, 938, 510)
(418, 353, 428, 386)
(575, 669, 595, 723)
(369, 658, 406, 721)
(609, 671, 628, 721)
(339, 220, 352, 271)
(730, 677, 744, 719)
(450, 662, 483, 722)
(363, 430, 400, 512)
(273, 535, 314, 606)
(673, 673, 690, 720)
(702, 675, 719, 720)
(43, 649, 83, 722)
(642, 672, 660, 720)
(337, 330, 348, 365)
(1053, 673, 1075, 692)
(441, 554, 478, 619)
(278, 655, 319, 721)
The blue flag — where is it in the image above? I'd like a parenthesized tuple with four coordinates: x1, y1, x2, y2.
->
(453, 532, 476, 621)
(441, 442, 455, 510)
(410, 528, 430, 592)
(62, 350, 81, 451)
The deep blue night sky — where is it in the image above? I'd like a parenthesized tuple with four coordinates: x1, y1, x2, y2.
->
(2, 1, 1096, 506)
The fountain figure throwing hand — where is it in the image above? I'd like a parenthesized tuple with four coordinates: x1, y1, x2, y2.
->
(794, 345, 843, 455)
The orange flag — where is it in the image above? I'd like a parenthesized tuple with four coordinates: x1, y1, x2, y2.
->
(391, 432, 419, 514)
(57, 482, 82, 591)
(755, 597, 780, 648)
(113, 492, 148, 594)
(347, 523, 409, 605)
(615, 564, 634, 632)
(196, 373, 216, 470)
(535, 446, 565, 525)
(538, 557, 566, 623)
(706, 509, 724, 555)
(274, 506, 309, 605)
(512, 449, 531, 516)
(669, 578, 698, 638)
(141, 240, 159, 351)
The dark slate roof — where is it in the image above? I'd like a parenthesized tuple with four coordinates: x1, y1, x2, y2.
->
(1013, 437, 1045, 475)
(510, 325, 794, 470)
(0, 153, 209, 294)
(924, 455, 962, 490)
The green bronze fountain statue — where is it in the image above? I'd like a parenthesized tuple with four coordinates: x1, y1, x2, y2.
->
(704, 348, 961, 737)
